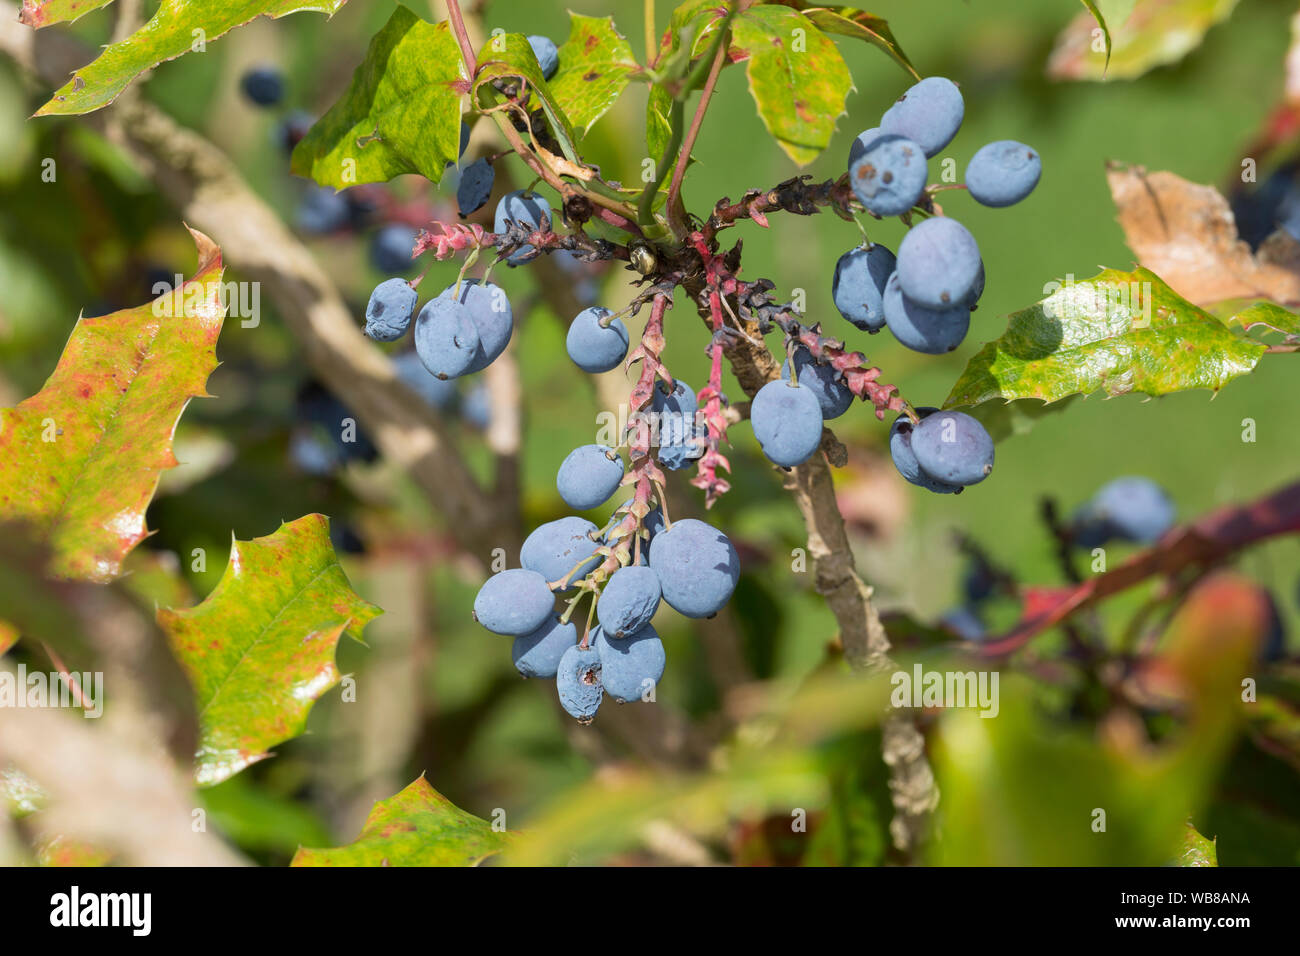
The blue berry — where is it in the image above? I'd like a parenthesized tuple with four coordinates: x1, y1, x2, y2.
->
(527, 35, 560, 80)
(555, 643, 603, 722)
(458, 120, 471, 160)
(511, 616, 578, 678)
(882, 272, 970, 354)
(966, 140, 1041, 208)
(392, 352, 458, 409)
(832, 243, 895, 332)
(438, 279, 513, 373)
(296, 187, 349, 234)
(370, 224, 419, 274)
(847, 127, 884, 168)
(473, 568, 556, 636)
(241, 66, 285, 107)
(566, 307, 629, 373)
(596, 566, 662, 638)
(1074, 477, 1175, 546)
(940, 606, 985, 642)
(521, 516, 602, 585)
(493, 190, 551, 264)
(751, 380, 823, 468)
(849, 134, 927, 217)
(781, 348, 853, 420)
(594, 624, 665, 703)
(653, 379, 700, 470)
(888, 409, 962, 495)
(364, 278, 417, 342)
(457, 158, 494, 216)
(413, 298, 480, 379)
(895, 216, 981, 310)
(910, 411, 994, 487)
(968, 258, 986, 307)
(880, 76, 964, 158)
(647, 518, 739, 618)
(557, 444, 625, 510)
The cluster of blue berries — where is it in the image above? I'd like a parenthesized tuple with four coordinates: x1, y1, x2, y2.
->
(743, 77, 1039, 481)
(475, 507, 739, 723)
(838, 76, 1039, 354)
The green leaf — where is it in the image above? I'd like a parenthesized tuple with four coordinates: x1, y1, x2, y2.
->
(18, 0, 115, 28)
(473, 32, 580, 164)
(1177, 820, 1218, 866)
(0, 228, 226, 582)
(291, 776, 508, 866)
(646, 82, 675, 164)
(34, 0, 351, 117)
(291, 7, 464, 189)
(157, 514, 381, 787)
(1217, 299, 1300, 339)
(730, 5, 852, 165)
(944, 267, 1267, 408)
(550, 14, 639, 136)
(775, 3, 919, 80)
(1080, 0, 1113, 70)
(1049, 0, 1240, 82)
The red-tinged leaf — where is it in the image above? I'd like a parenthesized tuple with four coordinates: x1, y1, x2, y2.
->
(19, 0, 114, 28)
(981, 481, 1300, 656)
(0, 620, 16, 656)
(0, 228, 225, 582)
(157, 514, 381, 787)
(291, 776, 508, 866)
(35, 1, 352, 116)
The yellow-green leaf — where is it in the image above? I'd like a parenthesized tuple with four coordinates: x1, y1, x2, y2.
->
(730, 5, 852, 165)
(35, 1, 351, 117)
(291, 776, 508, 866)
(776, 2, 919, 80)
(291, 7, 465, 188)
(18, 0, 114, 28)
(0, 228, 225, 582)
(1049, 0, 1240, 82)
(945, 267, 1267, 408)
(474, 32, 580, 164)
(550, 14, 639, 136)
(157, 515, 381, 787)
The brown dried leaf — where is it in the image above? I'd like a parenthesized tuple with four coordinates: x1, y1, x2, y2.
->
(1107, 163, 1300, 307)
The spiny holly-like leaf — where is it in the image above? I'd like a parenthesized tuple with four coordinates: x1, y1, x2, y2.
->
(18, 0, 114, 28)
(1216, 299, 1300, 339)
(157, 515, 381, 787)
(292, 7, 464, 188)
(1177, 820, 1218, 866)
(774, 2, 919, 80)
(0, 228, 225, 582)
(291, 776, 508, 866)
(730, 5, 852, 166)
(1049, 0, 1239, 82)
(550, 14, 639, 136)
(34, 1, 351, 117)
(945, 266, 1267, 408)
(474, 32, 579, 164)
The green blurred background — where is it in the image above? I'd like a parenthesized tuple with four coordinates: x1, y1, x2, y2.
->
(0, 0, 1297, 865)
